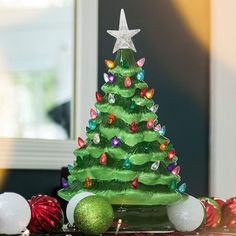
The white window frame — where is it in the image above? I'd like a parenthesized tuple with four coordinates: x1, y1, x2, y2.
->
(210, 0, 236, 198)
(0, 0, 98, 170)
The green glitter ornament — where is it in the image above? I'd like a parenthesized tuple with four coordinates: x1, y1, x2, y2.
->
(74, 195, 114, 235)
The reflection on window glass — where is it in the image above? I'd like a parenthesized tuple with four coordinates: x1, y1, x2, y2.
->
(0, 0, 73, 139)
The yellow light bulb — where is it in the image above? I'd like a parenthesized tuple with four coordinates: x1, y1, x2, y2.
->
(105, 59, 115, 69)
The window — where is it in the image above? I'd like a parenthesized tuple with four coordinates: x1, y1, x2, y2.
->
(0, 0, 73, 140)
(0, 0, 98, 169)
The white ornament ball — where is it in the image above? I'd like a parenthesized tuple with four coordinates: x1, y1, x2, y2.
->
(167, 195, 205, 232)
(66, 192, 95, 226)
(0, 192, 31, 234)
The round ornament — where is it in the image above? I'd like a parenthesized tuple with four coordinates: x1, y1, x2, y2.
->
(221, 197, 236, 228)
(28, 195, 64, 233)
(167, 195, 205, 232)
(199, 197, 221, 229)
(211, 197, 226, 209)
(0, 192, 31, 235)
(74, 195, 114, 235)
(66, 192, 95, 226)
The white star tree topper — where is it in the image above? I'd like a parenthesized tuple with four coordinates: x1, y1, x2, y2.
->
(107, 9, 140, 53)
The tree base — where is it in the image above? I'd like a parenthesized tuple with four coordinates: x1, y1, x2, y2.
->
(111, 204, 174, 231)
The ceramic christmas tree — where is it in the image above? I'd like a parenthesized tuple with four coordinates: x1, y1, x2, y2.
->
(58, 9, 186, 231)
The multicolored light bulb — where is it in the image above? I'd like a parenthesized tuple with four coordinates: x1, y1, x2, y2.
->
(178, 183, 187, 193)
(137, 58, 145, 67)
(88, 119, 96, 130)
(112, 136, 120, 147)
(159, 125, 166, 136)
(84, 176, 92, 188)
(67, 164, 73, 172)
(103, 73, 109, 83)
(132, 176, 139, 189)
(147, 118, 155, 129)
(136, 70, 145, 81)
(108, 93, 115, 104)
(151, 160, 160, 171)
(96, 91, 103, 103)
(130, 101, 136, 110)
(140, 87, 148, 97)
(160, 142, 167, 151)
(104, 59, 115, 69)
(93, 133, 100, 144)
(124, 76, 131, 87)
(167, 162, 176, 171)
(90, 108, 97, 119)
(122, 60, 129, 68)
(145, 88, 154, 99)
(108, 73, 115, 83)
(170, 181, 177, 190)
(172, 165, 180, 175)
(167, 149, 176, 160)
(129, 121, 138, 133)
(149, 104, 159, 113)
(154, 124, 161, 131)
(61, 177, 69, 189)
(77, 137, 86, 148)
(123, 158, 131, 169)
(96, 108, 101, 115)
(108, 113, 115, 124)
(99, 153, 107, 165)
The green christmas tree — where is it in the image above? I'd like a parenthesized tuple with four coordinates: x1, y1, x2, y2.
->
(58, 9, 184, 212)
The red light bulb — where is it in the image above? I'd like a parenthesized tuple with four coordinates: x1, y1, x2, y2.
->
(147, 118, 154, 129)
(129, 121, 138, 133)
(96, 91, 103, 103)
(77, 137, 86, 148)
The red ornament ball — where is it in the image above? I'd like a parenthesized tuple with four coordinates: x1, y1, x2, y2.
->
(200, 197, 221, 229)
(211, 197, 226, 209)
(221, 197, 236, 228)
(28, 195, 64, 233)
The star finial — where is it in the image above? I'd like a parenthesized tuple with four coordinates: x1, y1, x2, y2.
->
(107, 9, 140, 53)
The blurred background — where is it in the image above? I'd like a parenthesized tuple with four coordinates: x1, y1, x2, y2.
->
(0, 0, 235, 201)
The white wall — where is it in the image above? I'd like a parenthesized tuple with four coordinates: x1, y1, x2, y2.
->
(210, 0, 236, 198)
